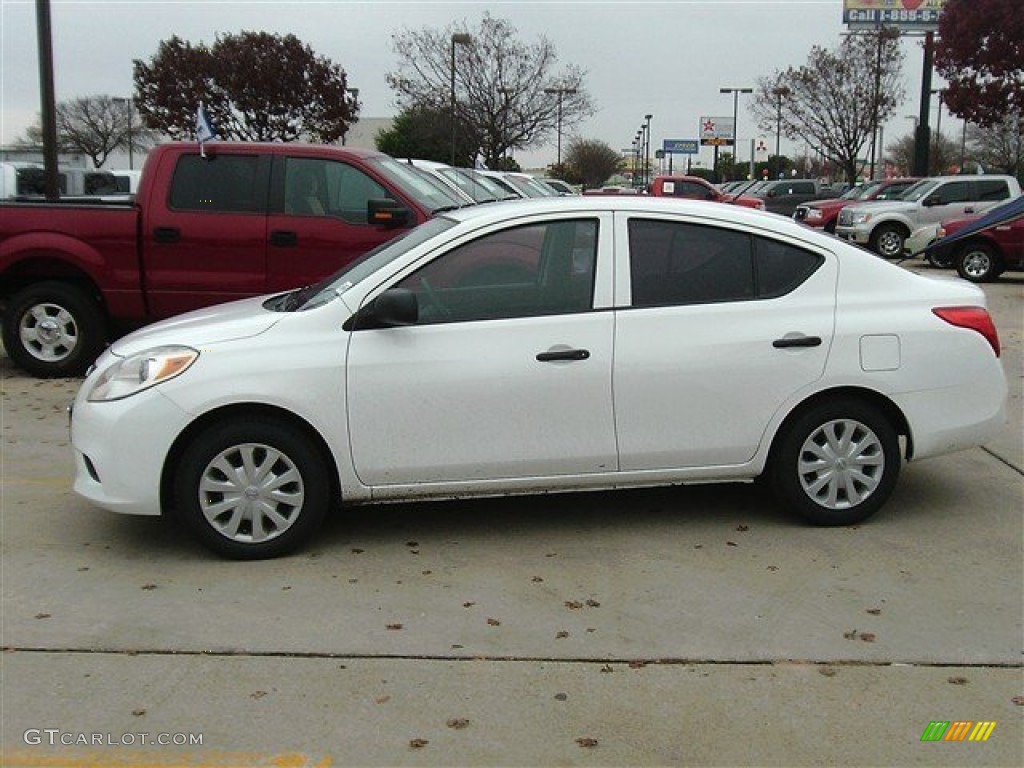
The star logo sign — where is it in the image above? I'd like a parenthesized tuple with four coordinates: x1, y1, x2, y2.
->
(703, 119, 716, 133)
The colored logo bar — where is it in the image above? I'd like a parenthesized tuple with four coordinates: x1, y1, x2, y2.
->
(921, 721, 997, 742)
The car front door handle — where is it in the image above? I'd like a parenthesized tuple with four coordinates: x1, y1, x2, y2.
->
(773, 335, 822, 349)
(536, 348, 590, 362)
(153, 226, 180, 243)
(270, 230, 298, 247)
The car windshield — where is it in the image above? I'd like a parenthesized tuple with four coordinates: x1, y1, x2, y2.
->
(369, 157, 468, 213)
(286, 217, 457, 311)
(897, 179, 939, 202)
(439, 167, 504, 203)
(842, 181, 881, 200)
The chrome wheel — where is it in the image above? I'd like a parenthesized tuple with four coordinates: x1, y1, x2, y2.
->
(19, 301, 79, 363)
(873, 226, 904, 259)
(958, 247, 995, 282)
(797, 419, 884, 510)
(198, 442, 305, 544)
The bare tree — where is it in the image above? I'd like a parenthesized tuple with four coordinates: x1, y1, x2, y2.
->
(885, 131, 963, 176)
(966, 115, 1024, 179)
(750, 31, 905, 183)
(21, 95, 152, 167)
(387, 13, 595, 167)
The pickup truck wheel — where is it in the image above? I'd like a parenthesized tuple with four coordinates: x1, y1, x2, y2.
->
(3, 282, 106, 377)
(926, 249, 954, 268)
(770, 399, 900, 527)
(174, 417, 330, 559)
(870, 224, 906, 259)
(956, 243, 1000, 283)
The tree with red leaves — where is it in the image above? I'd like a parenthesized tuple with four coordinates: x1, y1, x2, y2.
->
(133, 32, 357, 143)
(935, 0, 1023, 128)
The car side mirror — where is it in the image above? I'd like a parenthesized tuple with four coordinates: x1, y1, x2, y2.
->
(923, 195, 941, 207)
(348, 288, 418, 330)
(368, 198, 411, 228)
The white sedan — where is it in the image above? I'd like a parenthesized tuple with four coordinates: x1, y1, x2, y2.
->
(70, 198, 1008, 558)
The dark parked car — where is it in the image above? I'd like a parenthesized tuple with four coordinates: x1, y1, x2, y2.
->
(752, 179, 827, 216)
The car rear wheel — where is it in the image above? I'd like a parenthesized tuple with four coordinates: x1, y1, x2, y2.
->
(956, 243, 1000, 283)
(174, 416, 330, 559)
(870, 224, 906, 259)
(2, 281, 106, 377)
(770, 399, 900, 526)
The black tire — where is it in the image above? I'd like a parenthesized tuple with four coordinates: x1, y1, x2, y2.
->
(926, 248, 954, 269)
(2, 281, 106, 377)
(770, 399, 900, 527)
(174, 416, 330, 559)
(869, 224, 906, 259)
(956, 243, 1000, 283)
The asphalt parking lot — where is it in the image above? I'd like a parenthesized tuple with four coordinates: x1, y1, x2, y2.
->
(1, 268, 1021, 767)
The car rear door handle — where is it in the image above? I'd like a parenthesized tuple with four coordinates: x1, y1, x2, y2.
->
(153, 226, 180, 243)
(773, 335, 822, 349)
(536, 348, 590, 362)
(270, 230, 298, 247)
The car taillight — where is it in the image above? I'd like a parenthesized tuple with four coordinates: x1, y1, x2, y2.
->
(933, 306, 1000, 357)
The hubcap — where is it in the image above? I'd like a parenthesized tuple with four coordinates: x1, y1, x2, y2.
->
(198, 443, 305, 544)
(877, 231, 903, 258)
(797, 419, 884, 510)
(962, 251, 991, 279)
(19, 303, 78, 362)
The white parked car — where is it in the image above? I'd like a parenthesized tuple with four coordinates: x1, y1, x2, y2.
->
(70, 198, 1008, 558)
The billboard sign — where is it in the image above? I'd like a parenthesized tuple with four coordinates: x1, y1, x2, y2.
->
(700, 117, 734, 147)
(663, 139, 699, 155)
(843, 0, 946, 31)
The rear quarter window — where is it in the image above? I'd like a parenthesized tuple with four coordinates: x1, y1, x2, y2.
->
(169, 154, 265, 213)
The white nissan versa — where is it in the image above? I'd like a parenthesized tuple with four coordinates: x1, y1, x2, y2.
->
(70, 197, 1008, 558)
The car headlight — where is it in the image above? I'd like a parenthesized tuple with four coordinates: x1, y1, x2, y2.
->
(806, 209, 823, 220)
(937, 226, 947, 239)
(86, 346, 199, 402)
(852, 211, 873, 225)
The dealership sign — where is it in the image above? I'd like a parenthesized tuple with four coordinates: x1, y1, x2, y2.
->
(699, 117, 734, 147)
(843, 0, 946, 31)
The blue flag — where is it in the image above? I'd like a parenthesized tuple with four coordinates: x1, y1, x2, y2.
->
(195, 102, 217, 155)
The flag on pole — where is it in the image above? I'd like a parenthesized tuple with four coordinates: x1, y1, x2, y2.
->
(195, 102, 217, 156)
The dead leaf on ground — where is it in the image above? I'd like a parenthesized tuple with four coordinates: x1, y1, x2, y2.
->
(736, 524, 749, 532)
(351, 548, 365, 554)
(531, 576, 544, 582)
(409, 738, 429, 749)
(866, 608, 881, 615)
(576, 737, 599, 748)
(375, 695, 391, 704)
(565, 600, 583, 610)
(447, 718, 470, 729)
(585, 599, 600, 608)
(463, 602, 476, 608)
(250, 691, 267, 699)
(141, 584, 158, 590)
(487, 618, 501, 626)
(556, 631, 569, 639)
(726, 541, 738, 547)
(859, 632, 876, 642)
(386, 623, 404, 630)
(628, 661, 647, 669)
(947, 676, 968, 685)
(843, 629, 858, 640)
(1011, 695, 1024, 705)
(818, 667, 838, 677)
(34, 613, 50, 620)
(132, 709, 146, 716)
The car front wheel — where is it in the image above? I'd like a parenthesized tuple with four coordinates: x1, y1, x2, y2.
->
(956, 243, 1000, 283)
(770, 399, 900, 526)
(870, 224, 906, 259)
(174, 416, 330, 559)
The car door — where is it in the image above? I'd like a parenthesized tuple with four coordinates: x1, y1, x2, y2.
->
(345, 214, 617, 488)
(265, 155, 416, 294)
(143, 151, 270, 317)
(612, 214, 837, 470)
(919, 179, 976, 227)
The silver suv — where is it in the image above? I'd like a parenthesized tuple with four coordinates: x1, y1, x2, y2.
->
(834, 175, 1022, 258)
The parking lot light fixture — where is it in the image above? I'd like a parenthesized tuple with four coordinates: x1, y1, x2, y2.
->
(544, 86, 577, 169)
(644, 114, 653, 189)
(450, 33, 473, 166)
(720, 87, 753, 178)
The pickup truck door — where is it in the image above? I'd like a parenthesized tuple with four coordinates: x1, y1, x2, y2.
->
(142, 152, 270, 318)
(265, 156, 417, 294)
(919, 180, 978, 226)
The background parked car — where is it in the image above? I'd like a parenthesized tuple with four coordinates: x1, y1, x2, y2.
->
(794, 177, 920, 233)
(835, 175, 1022, 259)
(750, 179, 828, 216)
(924, 202, 1024, 282)
(647, 175, 765, 210)
(539, 178, 578, 195)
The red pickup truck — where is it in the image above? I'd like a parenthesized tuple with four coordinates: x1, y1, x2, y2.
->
(934, 213, 1024, 283)
(647, 175, 765, 210)
(0, 142, 465, 376)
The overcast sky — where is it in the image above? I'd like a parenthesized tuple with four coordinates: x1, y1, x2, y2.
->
(0, 0, 954, 171)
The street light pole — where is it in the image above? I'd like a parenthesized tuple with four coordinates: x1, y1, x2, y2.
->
(771, 86, 789, 180)
(544, 86, 576, 169)
(341, 88, 358, 146)
(643, 113, 652, 189)
(719, 87, 752, 180)
(450, 32, 472, 166)
(112, 97, 134, 170)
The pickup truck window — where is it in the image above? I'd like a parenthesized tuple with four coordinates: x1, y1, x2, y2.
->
(284, 157, 390, 224)
(170, 154, 263, 213)
(977, 179, 1010, 201)
(931, 181, 971, 205)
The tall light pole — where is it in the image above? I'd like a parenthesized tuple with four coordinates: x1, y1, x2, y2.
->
(771, 86, 790, 180)
(112, 97, 135, 170)
(930, 88, 943, 170)
(719, 87, 752, 180)
(544, 86, 576, 169)
(643, 113, 652, 189)
(450, 32, 472, 166)
(498, 86, 513, 166)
